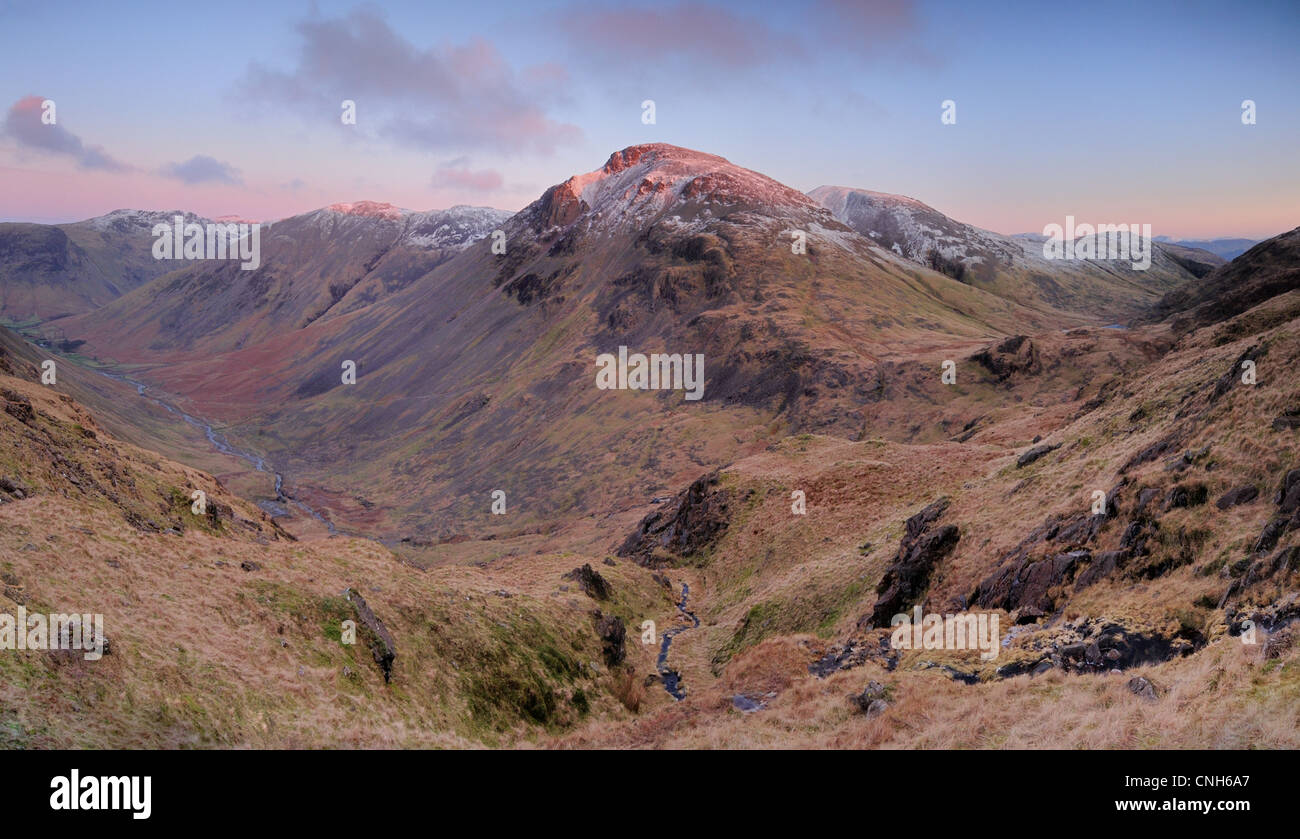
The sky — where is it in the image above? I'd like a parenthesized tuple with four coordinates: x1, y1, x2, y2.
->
(0, 0, 1296, 238)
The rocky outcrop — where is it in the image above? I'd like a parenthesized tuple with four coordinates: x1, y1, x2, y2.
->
(344, 587, 397, 683)
(594, 612, 626, 667)
(866, 498, 959, 627)
(617, 470, 732, 566)
(1163, 482, 1208, 510)
(2, 389, 34, 425)
(1016, 442, 1060, 468)
(971, 550, 1085, 620)
(1216, 485, 1259, 509)
(563, 563, 611, 600)
(972, 335, 1041, 381)
(1210, 345, 1263, 403)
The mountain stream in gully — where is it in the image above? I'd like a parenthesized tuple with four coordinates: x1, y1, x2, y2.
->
(92, 368, 337, 534)
(657, 582, 701, 700)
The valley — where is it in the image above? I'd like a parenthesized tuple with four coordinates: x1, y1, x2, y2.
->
(1, 144, 1297, 748)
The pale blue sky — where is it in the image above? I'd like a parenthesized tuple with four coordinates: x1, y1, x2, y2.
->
(1, 0, 1296, 238)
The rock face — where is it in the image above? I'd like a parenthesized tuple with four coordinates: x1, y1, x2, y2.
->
(866, 498, 959, 627)
(594, 612, 626, 667)
(972, 550, 1085, 620)
(563, 563, 611, 600)
(972, 335, 1041, 381)
(617, 470, 732, 566)
(344, 587, 397, 683)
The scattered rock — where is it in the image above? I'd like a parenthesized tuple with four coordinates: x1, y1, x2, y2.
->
(848, 681, 890, 715)
(1216, 485, 1259, 510)
(1127, 676, 1158, 701)
(1164, 482, 1208, 510)
(239, 560, 261, 572)
(1017, 443, 1061, 468)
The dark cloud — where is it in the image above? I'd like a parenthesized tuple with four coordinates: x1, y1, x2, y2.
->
(239, 8, 580, 155)
(159, 155, 242, 185)
(2, 95, 130, 171)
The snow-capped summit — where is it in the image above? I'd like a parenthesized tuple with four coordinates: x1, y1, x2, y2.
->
(84, 208, 213, 232)
(523, 143, 829, 235)
(400, 205, 514, 249)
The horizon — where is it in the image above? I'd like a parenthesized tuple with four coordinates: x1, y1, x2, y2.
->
(2, 0, 1297, 241)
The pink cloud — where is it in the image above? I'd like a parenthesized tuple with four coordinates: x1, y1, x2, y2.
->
(431, 164, 504, 192)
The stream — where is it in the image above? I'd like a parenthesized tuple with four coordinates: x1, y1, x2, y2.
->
(656, 581, 700, 700)
(92, 367, 337, 534)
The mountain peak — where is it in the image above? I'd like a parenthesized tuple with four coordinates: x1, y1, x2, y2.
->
(528, 143, 822, 233)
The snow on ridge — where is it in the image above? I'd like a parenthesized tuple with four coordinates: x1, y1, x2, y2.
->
(84, 208, 213, 231)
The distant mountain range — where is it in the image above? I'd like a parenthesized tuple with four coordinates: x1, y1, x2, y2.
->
(1154, 236, 1260, 261)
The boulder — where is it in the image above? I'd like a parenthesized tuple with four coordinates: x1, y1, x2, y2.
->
(1017, 443, 1061, 468)
(1215, 485, 1259, 509)
(1127, 676, 1158, 701)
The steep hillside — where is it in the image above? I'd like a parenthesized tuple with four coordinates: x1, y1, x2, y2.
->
(0, 325, 684, 747)
(1150, 226, 1300, 334)
(559, 228, 1300, 748)
(0, 210, 209, 322)
(55, 145, 1057, 543)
